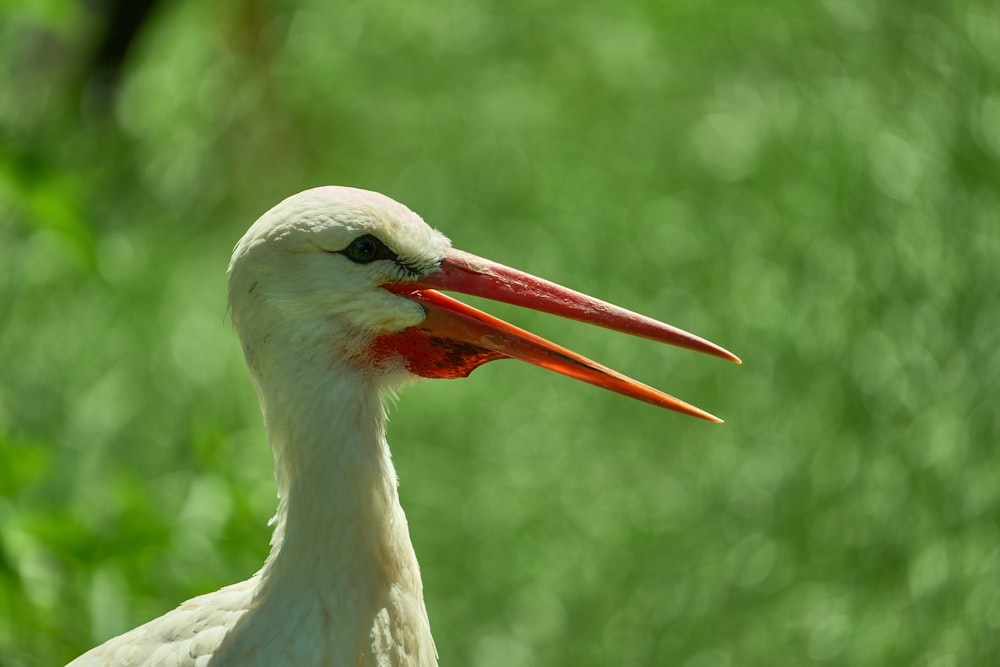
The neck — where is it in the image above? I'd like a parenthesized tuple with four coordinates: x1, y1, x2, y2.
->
(221, 344, 435, 665)
(262, 370, 403, 592)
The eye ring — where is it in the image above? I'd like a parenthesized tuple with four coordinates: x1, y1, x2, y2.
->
(342, 234, 388, 264)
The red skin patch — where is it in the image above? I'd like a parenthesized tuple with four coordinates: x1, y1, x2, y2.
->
(371, 326, 503, 379)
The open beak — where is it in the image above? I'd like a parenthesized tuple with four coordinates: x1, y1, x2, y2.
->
(375, 248, 740, 422)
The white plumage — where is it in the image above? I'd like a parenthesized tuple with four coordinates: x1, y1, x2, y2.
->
(68, 187, 738, 666)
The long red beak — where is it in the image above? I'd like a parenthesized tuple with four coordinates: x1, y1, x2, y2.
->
(375, 248, 740, 422)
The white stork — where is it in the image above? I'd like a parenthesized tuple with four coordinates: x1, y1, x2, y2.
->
(67, 186, 739, 666)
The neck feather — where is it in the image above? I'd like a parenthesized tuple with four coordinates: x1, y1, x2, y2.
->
(222, 341, 435, 664)
(262, 368, 407, 581)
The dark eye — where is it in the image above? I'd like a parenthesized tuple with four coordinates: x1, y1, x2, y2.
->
(342, 234, 389, 264)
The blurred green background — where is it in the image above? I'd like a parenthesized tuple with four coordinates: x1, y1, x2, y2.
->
(2, 0, 998, 665)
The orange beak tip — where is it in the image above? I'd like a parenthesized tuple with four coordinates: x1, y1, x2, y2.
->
(694, 408, 725, 424)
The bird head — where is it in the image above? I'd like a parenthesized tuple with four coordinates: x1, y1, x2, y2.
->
(228, 186, 739, 421)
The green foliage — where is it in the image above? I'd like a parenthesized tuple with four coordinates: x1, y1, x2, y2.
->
(2, 0, 999, 665)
